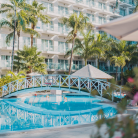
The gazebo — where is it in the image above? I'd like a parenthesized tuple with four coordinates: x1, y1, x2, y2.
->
(71, 64, 113, 80)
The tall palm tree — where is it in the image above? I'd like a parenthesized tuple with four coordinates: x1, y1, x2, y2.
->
(0, 0, 35, 72)
(111, 56, 126, 82)
(61, 12, 93, 74)
(93, 33, 112, 69)
(14, 46, 47, 74)
(110, 40, 130, 85)
(0, 12, 39, 51)
(26, 0, 50, 47)
(66, 30, 102, 66)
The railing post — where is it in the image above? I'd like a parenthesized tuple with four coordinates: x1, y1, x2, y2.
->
(59, 75, 61, 88)
(17, 80, 18, 91)
(2, 86, 4, 97)
(69, 75, 70, 90)
(33, 76, 35, 88)
(101, 83, 103, 99)
(24, 78, 26, 89)
(41, 75, 43, 88)
(9, 82, 11, 94)
(78, 77, 80, 92)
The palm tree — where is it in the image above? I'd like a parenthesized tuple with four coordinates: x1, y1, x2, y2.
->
(0, 0, 39, 50)
(93, 33, 112, 69)
(110, 40, 130, 85)
(26, 0, 50, 47)
(66, 30, 101, 66)
(61, 12, 93, 74)
(14, 46, 47, 74)
(111, 56, 126, 82)
(133, 0, 138, 12)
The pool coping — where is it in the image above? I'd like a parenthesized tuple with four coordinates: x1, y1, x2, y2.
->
(0, 121, 96, 136)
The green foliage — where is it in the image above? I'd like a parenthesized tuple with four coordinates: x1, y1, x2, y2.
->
(91, 67, 138, 138)
(66, 31, 103, 65)
(26, 0, 50, 46)
(0, 71, 26, 87)
(107, 40, 138, 84)
(13, 46, 47, 74)
(0, 0, 39, 50)
(61, 12, 93, 74)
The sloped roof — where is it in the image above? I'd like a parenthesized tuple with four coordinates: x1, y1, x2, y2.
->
(71, 64, 113, 79)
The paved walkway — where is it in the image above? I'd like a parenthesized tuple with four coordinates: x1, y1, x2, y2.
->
(0, 124, 121, 138)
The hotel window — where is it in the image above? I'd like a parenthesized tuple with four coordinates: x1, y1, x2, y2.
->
(98, 2, 102, 9)
(58, 59, 68, 70)
(73, 60, 82, 70)
(45, 59, 53, 65)
(86, 0, 95, 6)
(42, 2, 54, 12)
(41, 39, 53, 51)
(45, 59, 53, 69)
(58, 23, 69, 33)
(58, 42, 68, 53)
(86, 13, 95, 22)
(73, 10, 81, 16)
(103, 3, 106, 10)
(120, 8, 126, 16)
(98, 16, 102, 24)
(1, 55, 11, 67)
(87, 61, 95, 66)
(42, 21, 54, 31)
(58, 6, 69, 15)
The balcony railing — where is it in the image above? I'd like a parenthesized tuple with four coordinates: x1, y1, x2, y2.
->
(0, 40, 18, 49)
(0, 60, 11, 68)
(46, 63, 85, 71)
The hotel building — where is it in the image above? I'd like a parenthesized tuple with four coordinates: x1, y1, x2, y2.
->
(0, 0, 135, 79)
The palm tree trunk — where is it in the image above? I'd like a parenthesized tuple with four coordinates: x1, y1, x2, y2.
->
(11, 8, 16, 73)
(69, 38, 75, 75)
(121, 67, 123, 85)
(85, 59, 87, 66)
(31, 24, 35, 47)
(17, 32, 20, 51)
(116, 66, 118, 82)
(17, 32, 20, 73)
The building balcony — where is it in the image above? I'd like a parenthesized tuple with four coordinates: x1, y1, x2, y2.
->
(37, 45, 69, 55)
(46, 63, 85, 71)
(0, 60, 11, 70)
(0, 40, 18, 50)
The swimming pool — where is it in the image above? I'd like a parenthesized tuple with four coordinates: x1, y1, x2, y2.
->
(0, 95, 117, 133)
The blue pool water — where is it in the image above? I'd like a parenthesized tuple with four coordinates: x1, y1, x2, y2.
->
(0, 95, 117, 133)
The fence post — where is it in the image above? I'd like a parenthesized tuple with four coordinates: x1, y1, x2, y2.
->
(59, 75, 61, 89)
(33, 76, 35, 87)
(101, 83, 103, 99)
(41, 75, 43, 88)
(17, 80, 18, 91)
(69, 75, 70, 90)
(78, 77, 80, 92)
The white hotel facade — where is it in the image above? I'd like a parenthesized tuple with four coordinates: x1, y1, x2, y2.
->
(0, 0, 135, 79)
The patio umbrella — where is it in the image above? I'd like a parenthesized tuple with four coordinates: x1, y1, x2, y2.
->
(97, 12, 138, 41)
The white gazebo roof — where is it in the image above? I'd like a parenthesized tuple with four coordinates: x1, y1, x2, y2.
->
(71, 64, 113, 79)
